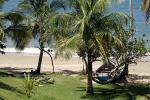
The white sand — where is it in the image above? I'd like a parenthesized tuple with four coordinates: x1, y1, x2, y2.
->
(0, 54, 102, 72)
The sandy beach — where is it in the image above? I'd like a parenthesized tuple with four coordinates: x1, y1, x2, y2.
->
(0, 53, 150, 82)
(0, 53, 102, 72)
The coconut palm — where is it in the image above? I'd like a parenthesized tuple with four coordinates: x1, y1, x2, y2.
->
(0, 0, 6, 41)
(142, 0, 150, 21)
(4, 12, 32, 50)
(17, 0, 65, 74)
(54, 0, 130, 95)
(0, 1, 31, 52)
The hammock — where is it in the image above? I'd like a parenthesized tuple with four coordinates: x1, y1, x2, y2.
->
(92, 63, 127, 84)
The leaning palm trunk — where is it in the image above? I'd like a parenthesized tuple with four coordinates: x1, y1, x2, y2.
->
(49, 53, 55, 73)
(43, 49, 55, 73)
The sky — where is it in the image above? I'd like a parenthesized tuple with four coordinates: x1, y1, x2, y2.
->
(2, 0, 19, 12)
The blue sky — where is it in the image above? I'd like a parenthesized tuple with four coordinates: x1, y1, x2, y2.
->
(2, 0, 19, 12)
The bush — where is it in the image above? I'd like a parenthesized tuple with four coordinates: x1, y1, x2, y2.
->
(23, 73, 35, 98)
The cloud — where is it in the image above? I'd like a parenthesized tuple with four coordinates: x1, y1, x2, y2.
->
(116, 0, 125, 4)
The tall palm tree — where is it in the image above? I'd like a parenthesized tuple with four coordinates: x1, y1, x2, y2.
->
(0, 1, 31, 51)
(54, 0, 130, 95)
(4, 12, 32, 50)
(17, 0, 65, 74)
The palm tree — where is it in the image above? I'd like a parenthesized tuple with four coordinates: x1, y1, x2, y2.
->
(17, 0, 65, 74)
(0, 1, 31, 51)
(142, 0, 150, 21)
(54, 0, 130, 95)
(4, 12, 32, 50)
(0, 0, 7, 41)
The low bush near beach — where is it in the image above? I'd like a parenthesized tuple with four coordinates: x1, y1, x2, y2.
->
(34, 75, 55, 85)
(23, 73, 35, 98)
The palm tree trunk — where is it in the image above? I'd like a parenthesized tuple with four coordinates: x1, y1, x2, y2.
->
(124, 64, 129, 75)
(49, 53, 55, 73)
(82, 56, 88, 74)
(43, 49, 55, 73)
(35, 47, 44, 74)
(86, 51, 93, 95)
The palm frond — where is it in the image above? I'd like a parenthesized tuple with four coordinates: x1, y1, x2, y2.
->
(0, 27, 4, 40)
(142, 0, 150, 21)
(4, 12, 26, 25)
(92, 0, 108, 13)
(95, 36, 109, 64)
(104, 12, 131, 26)
(5, 25, 32, 50)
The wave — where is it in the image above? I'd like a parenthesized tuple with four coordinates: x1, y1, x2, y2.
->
(3, 48, 55, 55)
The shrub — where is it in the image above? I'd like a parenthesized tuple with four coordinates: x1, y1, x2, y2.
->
(23, 73, 35, 98)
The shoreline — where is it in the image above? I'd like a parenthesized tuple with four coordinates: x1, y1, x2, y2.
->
(0, 53, 150, 71)
(1, 53, 150, 83)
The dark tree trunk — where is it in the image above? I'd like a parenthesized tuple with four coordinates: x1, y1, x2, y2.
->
(86, 52, 94, 95)
(82, 58, 85, 74)
(124, 64, 129, 75)
(35, 47, 44, 74)
(82, 57, 88, 74)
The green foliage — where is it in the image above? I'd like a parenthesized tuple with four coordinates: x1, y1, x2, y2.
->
(34, 76, 55, 84)
(142, 0, 150, 21)
(17, 0, 66, 47)
(0, 12, 5, 40)
(132, 38, 147, 57)
(54, 0, 131, 65)
(118, 28, 148, 64)
(23, 73, 35, 98)
(1, 12, 32, 50)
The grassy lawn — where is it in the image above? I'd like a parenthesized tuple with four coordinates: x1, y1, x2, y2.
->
(0, 70, 150, 100)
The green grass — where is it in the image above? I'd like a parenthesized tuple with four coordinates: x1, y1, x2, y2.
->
(0, 71, 150, 100)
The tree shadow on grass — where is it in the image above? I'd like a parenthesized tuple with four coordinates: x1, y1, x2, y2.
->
(0, 82, 24, 95)
(0, 97, 5, 100)
(0, 71, 14, 77)
(76, 84, 150, 100)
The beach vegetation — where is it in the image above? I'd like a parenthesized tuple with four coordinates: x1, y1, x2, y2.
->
(23, 73, 35, 98)
(4, 12, 32, 50)
(16, 0, 65, 74)
(142, 0, 150, 22)
(0, 0, 149, 98)
(0, 0, 32, 52)
(53, 0, 132, 95)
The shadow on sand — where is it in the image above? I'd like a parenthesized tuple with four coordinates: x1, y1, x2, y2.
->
(76, 84, 150, 100)
(0, 67, 33, 77)
(61, 70, 82, 75)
